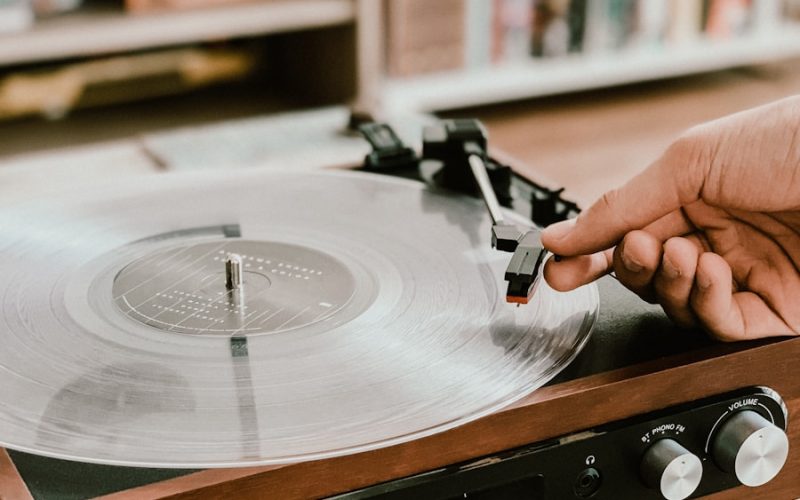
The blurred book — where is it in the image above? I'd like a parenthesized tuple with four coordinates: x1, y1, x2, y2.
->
(491, 0, 504, 61)
(0, 0, 34, 33)
(566, 0, 587, 51)
(32, 0, 82, 16)
(607, 0, 638, 49)
(788, 0, 800, 20)
(465, 0, 492, 67)
(705, 0, 751, 38)
(633, 0, 669, 47)
(387, 0, 466, 76)
(668, 0, 703, 44)
(583, 0, 614, 52)
(388, 0, 797, 77)
(531, 0, 570, 58)
(498, 0, 534, 60)
(750, 0, 783, 32)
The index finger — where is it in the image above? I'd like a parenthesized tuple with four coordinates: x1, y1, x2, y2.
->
(542, 140, 707, 256)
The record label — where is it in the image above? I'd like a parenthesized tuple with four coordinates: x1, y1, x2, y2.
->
(113, 240, 359, 336)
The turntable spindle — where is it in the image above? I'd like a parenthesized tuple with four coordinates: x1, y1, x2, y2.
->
(226, 253, 244, 290)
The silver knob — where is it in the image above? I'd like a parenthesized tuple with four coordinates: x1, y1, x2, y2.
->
(711, 410, 789, 487)
(640, 438, 703, 500)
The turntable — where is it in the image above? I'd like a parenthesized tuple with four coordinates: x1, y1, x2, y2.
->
(0, 120, 796, 499)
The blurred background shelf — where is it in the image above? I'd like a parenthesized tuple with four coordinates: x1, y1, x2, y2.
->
(0, 0, 359, 136)
(371, 0, 800, 114)
(0, 0, 355, 67)
(3, 0, 800, 171)
(383, 26, 800, 112)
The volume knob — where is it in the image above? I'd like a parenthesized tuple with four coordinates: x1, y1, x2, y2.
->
(711, 410, 789, 487)
(640, 439, 703, 500)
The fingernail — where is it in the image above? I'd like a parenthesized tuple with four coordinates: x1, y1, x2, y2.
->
(621, 252, 643, 273)
(542, 218, 576, 241)
(662, 256, 681, 279)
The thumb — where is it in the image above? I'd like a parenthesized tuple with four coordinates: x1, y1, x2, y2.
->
(541, 138, 709, 256)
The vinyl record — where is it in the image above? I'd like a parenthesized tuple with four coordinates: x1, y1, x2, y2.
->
(0, 170, 598, 467)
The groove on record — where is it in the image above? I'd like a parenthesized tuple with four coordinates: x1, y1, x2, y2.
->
(0, 170, 597, 467)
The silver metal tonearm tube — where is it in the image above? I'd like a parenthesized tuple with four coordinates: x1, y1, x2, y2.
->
(468, 154, 505, 227)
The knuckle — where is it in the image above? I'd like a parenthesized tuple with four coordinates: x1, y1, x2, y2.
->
(663, 131, 714, 204)
(596, 189, 635, 231)
(595, 189, 623, 224)
(667, 129, 701, 160)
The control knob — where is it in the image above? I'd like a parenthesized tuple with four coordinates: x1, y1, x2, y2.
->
(640, 438, 703, 500)
(711, 410, 789, 487)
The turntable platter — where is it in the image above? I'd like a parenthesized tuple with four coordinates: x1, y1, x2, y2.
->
(0, 170, 597, 467)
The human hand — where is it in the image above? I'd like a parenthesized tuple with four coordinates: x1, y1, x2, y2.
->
(541, 96, 800, 341)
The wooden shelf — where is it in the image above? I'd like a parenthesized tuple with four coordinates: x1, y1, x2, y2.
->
(0, 0, 355, 67)
(383, 26, 800, 113)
